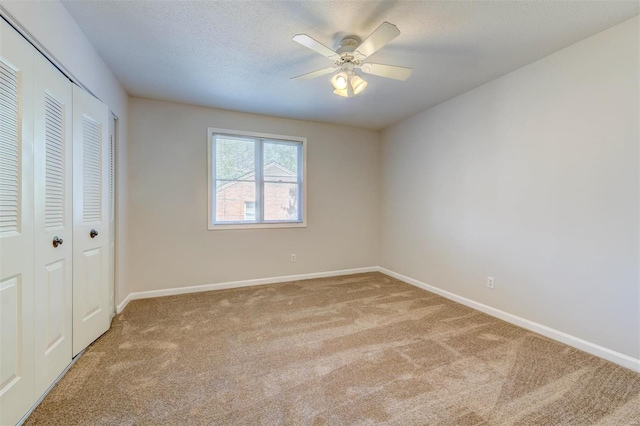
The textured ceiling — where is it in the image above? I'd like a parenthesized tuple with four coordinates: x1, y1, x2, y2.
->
(62, 1, 639, 130)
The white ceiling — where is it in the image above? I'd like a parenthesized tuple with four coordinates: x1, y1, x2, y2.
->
(62, 1, 638, 130)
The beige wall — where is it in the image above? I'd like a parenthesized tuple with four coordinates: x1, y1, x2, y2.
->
(381, 17, 639, 359)
(1, 0, 130, 305)
(11, 0, 635, 362)
(128, 97, 381, 292)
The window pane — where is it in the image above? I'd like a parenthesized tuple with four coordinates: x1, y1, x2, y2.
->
(215, 136, 256, 180)
(216, 180, 256, 222)
(264, 182, 299, 221)
(263, 141, 299, 183)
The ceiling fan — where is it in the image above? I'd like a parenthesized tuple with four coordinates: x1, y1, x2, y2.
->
(291, 21, 412, 98)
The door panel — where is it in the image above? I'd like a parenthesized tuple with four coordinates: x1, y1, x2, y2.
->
(0, 276, 20, 388)
(33, 52, 73, 396)
(0, 19, 36, 426)
(43, 261, 65, 351)
(80, 248, 101, 320)
(72, 85, 110, 357)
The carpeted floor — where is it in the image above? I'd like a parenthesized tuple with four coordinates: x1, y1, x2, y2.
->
(26, 272, 640, 425)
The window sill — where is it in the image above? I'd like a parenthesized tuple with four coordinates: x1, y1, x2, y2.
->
(208, 222, 307, 231)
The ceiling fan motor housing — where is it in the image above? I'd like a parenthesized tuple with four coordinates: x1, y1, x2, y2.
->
(337, 36, 361, 54)
(336, 36, 364, 67)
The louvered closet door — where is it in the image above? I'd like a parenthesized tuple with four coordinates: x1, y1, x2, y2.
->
(0, 19, 36, 426)
(33, 52, 73, 396)
(72, 85, 110, 356)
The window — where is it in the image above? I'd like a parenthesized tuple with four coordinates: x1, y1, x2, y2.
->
(208, 128, 306, 229)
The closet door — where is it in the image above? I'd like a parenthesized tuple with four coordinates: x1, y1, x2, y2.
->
(33, 53, 73, 396)
(108, 122, 115, 317)
(72, 85, 110, 356)
(0, 19, 36, 426)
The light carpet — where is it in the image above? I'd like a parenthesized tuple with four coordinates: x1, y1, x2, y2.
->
(26, 272, 640, 425)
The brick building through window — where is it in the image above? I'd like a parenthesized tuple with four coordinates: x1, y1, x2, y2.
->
(216, 162, 298, 222)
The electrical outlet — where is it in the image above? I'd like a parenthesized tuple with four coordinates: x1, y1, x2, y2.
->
(290, 254, 296, 262)
(487, 276, 495, 289)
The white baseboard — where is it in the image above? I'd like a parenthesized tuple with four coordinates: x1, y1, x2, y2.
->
(116, 293, 132, 314)
(116, 266, 378, 314)
(378, 267, 640, 373)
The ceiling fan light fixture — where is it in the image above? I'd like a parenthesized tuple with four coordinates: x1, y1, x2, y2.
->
(331, 71, 349, 90)
(333, 88, 349, 97)
(350, 74, 368, 95)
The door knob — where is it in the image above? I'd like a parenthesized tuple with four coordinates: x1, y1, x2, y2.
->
(52, 236, 63, 248)
(90, 229, 99, 238)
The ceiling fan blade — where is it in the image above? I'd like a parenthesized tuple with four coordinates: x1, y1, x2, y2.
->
(292, 34, 339, 60)
(354, 22, 401, 58)
(360, 63, 413, 81)
(291, 67, 338, 81)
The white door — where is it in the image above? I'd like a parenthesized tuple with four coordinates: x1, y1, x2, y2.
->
(108, 118, 115, 317)
(33, 52, 73, 396)
(0, 20, 36, 426)
(72, 85, 110, 356)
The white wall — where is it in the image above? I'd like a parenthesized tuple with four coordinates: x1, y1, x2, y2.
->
(381, 16, 639, 359)
(128, 97, 380, 293)
(0, 0, 130, 305)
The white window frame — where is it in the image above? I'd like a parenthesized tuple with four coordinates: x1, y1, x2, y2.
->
(207, 127, 307, 230)
(243, 201, 256, 221)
